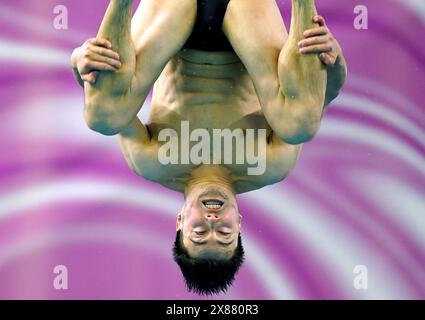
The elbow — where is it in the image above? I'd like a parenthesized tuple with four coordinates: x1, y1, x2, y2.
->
(84, 102, 125, 136)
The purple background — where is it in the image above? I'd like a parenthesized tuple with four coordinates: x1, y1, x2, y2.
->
(0, 0, 424, 299)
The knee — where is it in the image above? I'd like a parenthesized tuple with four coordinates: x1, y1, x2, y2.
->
(85, 114, 122, 136)
(84, 104, 124, 136)
(279, 124, 319, 145)
(278, 105, 322, 145)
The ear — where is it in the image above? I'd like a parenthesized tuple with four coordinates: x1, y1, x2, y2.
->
(238, 213, 243, 233)
(176, 213, 182, 231)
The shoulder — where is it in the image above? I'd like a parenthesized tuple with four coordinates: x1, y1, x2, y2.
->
(232, 137, 302, 194)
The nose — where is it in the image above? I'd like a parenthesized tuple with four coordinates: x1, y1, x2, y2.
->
(206, 214, 219, 221)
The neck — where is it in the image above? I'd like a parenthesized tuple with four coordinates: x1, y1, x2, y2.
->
(184, 165, 235, 198)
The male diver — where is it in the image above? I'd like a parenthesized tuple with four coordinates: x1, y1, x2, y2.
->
(71, 0, 347, 295)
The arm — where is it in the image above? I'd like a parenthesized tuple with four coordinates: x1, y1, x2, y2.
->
(323, 39, 347, 107)
(118, 117, 152, 175)
(224, 0, 346, 145)
(71, 37, 121, 88)
(298, 15, 347, 111)
(83, 0, 136, 136)
(83, 0, 196, 136)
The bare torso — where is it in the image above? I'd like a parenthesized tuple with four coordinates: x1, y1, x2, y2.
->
(138, 48, 301, 194)
(80, 0, 345, 194)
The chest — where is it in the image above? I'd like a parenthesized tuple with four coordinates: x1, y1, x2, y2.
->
(143, 112, 275, 189)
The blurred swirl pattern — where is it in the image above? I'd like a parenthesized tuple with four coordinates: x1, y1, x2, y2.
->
(0, 0, 424, 299)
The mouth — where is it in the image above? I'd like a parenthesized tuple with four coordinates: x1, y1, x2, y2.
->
(201, 199, 224, 211)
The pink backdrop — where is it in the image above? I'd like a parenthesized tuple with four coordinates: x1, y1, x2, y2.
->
(0, 0, 424, 299)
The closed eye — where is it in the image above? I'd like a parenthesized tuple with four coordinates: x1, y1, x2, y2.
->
(190, 239, 207, 245)
(218, 242, 232, 247)
(190, 238, 234, 247)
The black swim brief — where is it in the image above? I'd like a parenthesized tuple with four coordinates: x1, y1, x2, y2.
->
(184, 0, 233, 52)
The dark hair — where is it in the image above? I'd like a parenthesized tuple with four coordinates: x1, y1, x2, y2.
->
(173, 230, 245, 295)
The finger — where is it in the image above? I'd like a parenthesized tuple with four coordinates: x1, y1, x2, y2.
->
(319, 53, 335, 65)
(87, 52, 122, 68)
(299, 43, 333, 54)
(82, 71, 99, 84)
(83, 60, 117, 72)
(303, 27, 328, 38)
(298, 35, 329, 48)
(313, 15, 326, 27)
(88, 37, 112, 49)
(89, 46, 120, 61)
(81, 74, 94, 84)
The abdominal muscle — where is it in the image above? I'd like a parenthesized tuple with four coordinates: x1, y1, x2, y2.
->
(148, 48, 266, 133)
